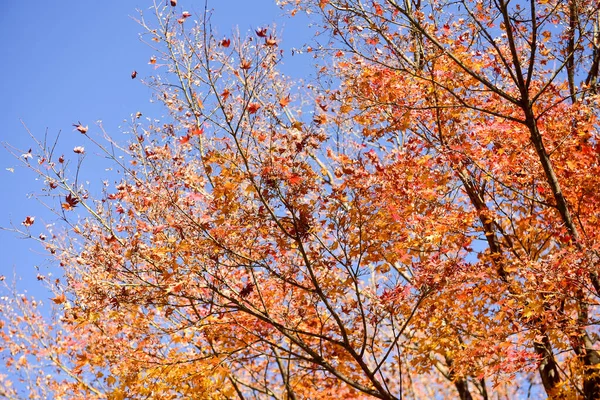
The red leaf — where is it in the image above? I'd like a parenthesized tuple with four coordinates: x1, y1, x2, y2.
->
(131, 70, 137, 79)
(170, 0, 177, 6)
(247, 103, 260, 114)
(288, 174, 302, 185)
(220, 38, 231, 48)
(366, 37, 380, 45)
(105, 235, 117, 244)
(62, 193, 79, 211)
(256, 27, 268, 37)
(179, 135, 191, 144)
(22, 216, 35, 227)
(374, 3, 384, 16)
(221, 89, 231, 101)
(189, 127, 204, 136)
(240, 282, 254, 298)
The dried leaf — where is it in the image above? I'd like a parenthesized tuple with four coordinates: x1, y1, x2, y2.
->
(73, 122, 88, 134)
(255, 28, 268, 38)
(22, 216, 35, 227)
(51, 293, 66, 305)
(62, 193, 79, 211)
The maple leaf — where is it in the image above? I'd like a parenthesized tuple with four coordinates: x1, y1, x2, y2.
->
(247, 103, 260, 114)
(22, 216, 35, 227)
(189, 127, 203, 136)
(279, 94, 291, 107)
(255, 27, 268, 38)
(288, 174, 302, 185)
(240, 283, 254, 298)
(131, 70, 137, 79)
(220, 88, 231, 101)
(73, 122, 88, 134)
(240, 60, 251, 70)
(104, 235, 117, 244)
(313, 114, 327, 125)
(170, 0, 177, 6)
(51, 293, 66, 305)
(179, 135, 191, 144)
(265, 35, 277, 47)
(220, 38, 231, 48)
(62, 193, 79, 211)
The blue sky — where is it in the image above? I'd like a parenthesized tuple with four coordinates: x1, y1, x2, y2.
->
(0, 1, 312, 291)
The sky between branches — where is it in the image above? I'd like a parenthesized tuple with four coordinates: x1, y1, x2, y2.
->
(0, 0, 312, 291)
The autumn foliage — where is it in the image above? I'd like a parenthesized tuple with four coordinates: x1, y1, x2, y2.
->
(2, 0, 600, 398)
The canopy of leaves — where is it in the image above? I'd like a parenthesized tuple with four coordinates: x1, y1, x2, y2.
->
(2, 0, 600, 399)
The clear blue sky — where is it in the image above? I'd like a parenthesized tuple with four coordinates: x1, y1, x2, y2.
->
(0, 1, 312, 291)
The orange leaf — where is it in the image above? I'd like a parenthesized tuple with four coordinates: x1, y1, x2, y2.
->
(73, 122, 88, 134)
(51, 293, 66, 305)
(288, 174, 302, 185)
(265, 35, 278, 47)
(279, 95, 291, 108)
(240, 60, 252, 70)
